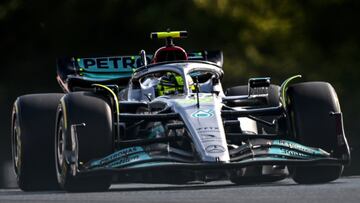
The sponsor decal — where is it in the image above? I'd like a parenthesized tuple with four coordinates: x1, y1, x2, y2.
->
(280, 148, 308, 158)
(272, 140, 329, 156)
(90, 146, 144, 167)
(106, 152, 151, 168)
(196, 127, 219, 132)
(201, 137, 221, 143)
(191, 109, 214, 118)
(197, 127, 220, 142)
(200, 134, 219, 142)
(201, 134, 216, 138)
(268, 147, 309, 158)
(205, 145, 226, 153)
(75, 56, 152, 70)
(176, 97, 213, 105)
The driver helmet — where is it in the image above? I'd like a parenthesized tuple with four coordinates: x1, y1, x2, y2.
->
(156, 72, 184, 96)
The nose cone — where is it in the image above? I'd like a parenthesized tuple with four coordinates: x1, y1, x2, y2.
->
(173, 94, 230, 163)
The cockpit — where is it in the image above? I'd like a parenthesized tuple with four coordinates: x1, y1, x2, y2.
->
(128, 62, 224, 101)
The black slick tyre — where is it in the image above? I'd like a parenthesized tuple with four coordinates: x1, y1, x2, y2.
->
(55, 92, 113, 192)
(287, 82, 344, 184)
(11, 93, 64, 191)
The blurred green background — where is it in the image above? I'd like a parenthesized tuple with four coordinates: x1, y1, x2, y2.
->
(0, 0, 359, 187)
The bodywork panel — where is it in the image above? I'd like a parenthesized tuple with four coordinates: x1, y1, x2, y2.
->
(80, 139, 343, 176)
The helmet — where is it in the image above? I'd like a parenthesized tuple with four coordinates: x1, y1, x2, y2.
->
(152, 46, 188, 63)
(150, 31, 188, 64)
(156, 72, 184, 96)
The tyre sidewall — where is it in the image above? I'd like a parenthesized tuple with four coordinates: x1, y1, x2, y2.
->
(287, 82, 343, 183)
(55, 92, 113, 191)
(11, 93, 64, 191)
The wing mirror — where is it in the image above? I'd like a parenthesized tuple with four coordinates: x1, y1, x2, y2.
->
(139, 50, 148, 67)
(248, 77, 270, 98)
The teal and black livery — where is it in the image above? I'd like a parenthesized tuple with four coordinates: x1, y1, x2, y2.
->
(56, 55, 147, 92)
(12, 30, 350, 192)
(56, 50, 222, 92)
(84, 139, 333, 172)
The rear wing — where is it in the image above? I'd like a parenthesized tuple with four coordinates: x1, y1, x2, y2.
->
(57, 50, 223, 92)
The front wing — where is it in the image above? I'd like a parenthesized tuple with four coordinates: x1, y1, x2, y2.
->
(74, 139, 349, 177)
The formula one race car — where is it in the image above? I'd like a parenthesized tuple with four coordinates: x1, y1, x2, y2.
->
(12, 31, 350, 192)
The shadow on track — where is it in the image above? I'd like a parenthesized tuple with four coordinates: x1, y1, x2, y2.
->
(107, 179, 344, 193)
(0, 178, 349, 195)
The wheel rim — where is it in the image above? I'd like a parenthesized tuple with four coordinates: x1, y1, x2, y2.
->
(12, 115, 21, 173)
(55, 115, 69, 187)
(56, 119, 65, 171)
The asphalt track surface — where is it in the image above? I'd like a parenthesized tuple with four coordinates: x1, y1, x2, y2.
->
(1, 176, 360, 203)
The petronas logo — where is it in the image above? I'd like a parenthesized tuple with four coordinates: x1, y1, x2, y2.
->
(191, 109, 214, 118)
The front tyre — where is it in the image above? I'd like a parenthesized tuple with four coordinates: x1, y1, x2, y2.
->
(12, 93, 63, 191)
(287, 82, 345, 184)
(55, 92, 113, 192)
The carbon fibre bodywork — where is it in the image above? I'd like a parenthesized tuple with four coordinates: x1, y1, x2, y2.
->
(13, 32, 351, 192)
(60, 61, 350, 182)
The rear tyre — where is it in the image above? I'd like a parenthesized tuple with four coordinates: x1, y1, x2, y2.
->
(287, 82, 344, 184)
(55, 92, 113, 192)
(11, 93, 64, 191)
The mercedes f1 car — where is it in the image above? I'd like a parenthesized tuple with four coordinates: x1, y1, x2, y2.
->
(12, 31, 350, 191)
